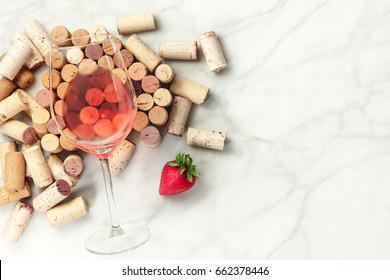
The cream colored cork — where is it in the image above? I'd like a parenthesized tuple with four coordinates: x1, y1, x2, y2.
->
(167, 96, 192, 136)
(154, 63, 174, 83)
(24, 20, 52, 57)
(0, 183, 31, 206)
(2, 201, 33, 242)
(159, 41, 197, 60)
(47, 196, 88, 227)
(0, 39, 33, 80)
(23, 145, 53, 188)
(169, 76, 210, 105)
(186, 127, 226, 151)
(32, 107, 50, 139)
(0, 90, 28, 124)
(11, 32, 45, 70)
(153, 88, 172, 107)
(33, 179, 71, 212)
(46, 153, 78, 187)
(0, 119, 36, 144)
(117, 13, 155, 35)
(199, 31, 227, 72)
(108, 140, 136, 176)
(125, 34, 163, 72)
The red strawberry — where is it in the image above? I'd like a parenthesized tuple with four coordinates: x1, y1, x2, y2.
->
(159, 153, 200, 196)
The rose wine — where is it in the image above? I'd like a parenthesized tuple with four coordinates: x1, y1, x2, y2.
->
(63, 66, 134, 156)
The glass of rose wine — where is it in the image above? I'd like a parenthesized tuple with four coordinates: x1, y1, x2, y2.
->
(49, 34, 150, 255)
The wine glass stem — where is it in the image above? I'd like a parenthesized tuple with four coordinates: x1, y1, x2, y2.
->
(100, 158, 120, 229)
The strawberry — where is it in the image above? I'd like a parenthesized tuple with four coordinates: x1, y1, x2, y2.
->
(159, 153, 200, 196)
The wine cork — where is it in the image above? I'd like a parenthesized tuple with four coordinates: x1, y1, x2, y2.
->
(32, 107, 50, 139)
(170, 76, 210, 105)
(137, 93, 154, 111)
(13, 66, 35, 89)
(0, 183, 31, 206)
(79, 60, 99, 75)
(63, 154, 83, 176)
(199, 31, 227, 72)
(0, 141, 17, 178)
(35, 88, 55, 108)
(0, 77, 17, 102)
(61, 64, 78, 82)
(159, 41, 197, 60)
(66, 48, 84, 64)
(71, 29, 90, 46)
(47, 116, 65, 135)
(85, 44, 103, 60)
(90, 24, 109, 43)
(33, 179, 71, 212)
(114, 49, 134, 68)
(102, 37, 123, 56)
(11, 32, 45, 70)
(2, 202, 33, 242)
(51, 26, 72, 47)
(141, 75, 160, 93)
(0, 90, 28, 124)
(112, 68, 127, 84)
(41, 133, 63, 153)
(46, 154, 78, 187)
(23, 145, 53, 188)
(148, 106, 168, 126)
(127, 62, 147, 81)
(187, 127, 226, 150)
(16, 89, 43, 118)
(46, 196, 88, 227)
(54, 100, 64, 116)
(45, 50, 67, 69)
(24, 20, 52, 57)
(133, 111, 149, 132)
(0, 39, 33, 80)
(155, 63, 174, 83)
(141, 126, 161, 148)
(117, 12, 155, 35)
(125, 34, 163, 72)
(41, 69, 62, 90)
(0, 119, 36, 144)
(56, 82, 69, 99)
(108, 140, 136, 176)
(59, 129, 78, 151)
(153, 88, 172, 107)
(21, 141, 40, 186)
(98, 55, 114, 70)
(167, 96, 192, 136)
(4, 152, 26, 192)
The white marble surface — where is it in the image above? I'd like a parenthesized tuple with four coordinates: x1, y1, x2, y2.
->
(1, 0, 390, 259)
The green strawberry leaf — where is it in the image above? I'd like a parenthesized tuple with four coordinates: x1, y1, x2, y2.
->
(187, 172, 193, 183)
(170, 153, 200, 182)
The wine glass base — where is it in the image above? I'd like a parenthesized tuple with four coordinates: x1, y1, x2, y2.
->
(85, 223, 151, 255)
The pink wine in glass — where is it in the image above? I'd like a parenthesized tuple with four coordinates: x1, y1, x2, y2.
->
(62, 66, 133, 157)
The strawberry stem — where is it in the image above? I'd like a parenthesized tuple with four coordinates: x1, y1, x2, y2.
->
(168, 153, 200, 182)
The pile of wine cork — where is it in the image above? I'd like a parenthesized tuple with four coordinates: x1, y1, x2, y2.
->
(116, 13, 227, 151)
(0, 13, 228, 242)
(0, 139, 87, 241)
(0, 20, 92, 242)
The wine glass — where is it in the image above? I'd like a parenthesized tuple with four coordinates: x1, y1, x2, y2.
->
(49, 34, 150, 255)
